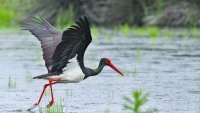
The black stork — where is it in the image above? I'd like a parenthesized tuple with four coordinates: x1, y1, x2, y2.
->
(21, 16, 124, 110)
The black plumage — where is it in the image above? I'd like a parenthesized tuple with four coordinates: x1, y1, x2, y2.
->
(22, 16, 92, 78)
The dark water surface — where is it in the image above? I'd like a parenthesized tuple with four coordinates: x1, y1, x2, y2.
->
(0, 31, 199, 113)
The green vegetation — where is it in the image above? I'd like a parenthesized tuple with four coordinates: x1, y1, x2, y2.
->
(123, 89, 158, 113)
(8, 76, 16, 88)
(0, 0, 31, 29)
(39, 98, 65, 113)
(121, 24, 130, 36)
(104, 109, 110, 113)
(133, 67, 137, 77)
(56, 4, 74, 30)
(26, 72, 33, 83)
(91, 25, 99, 41)
(35, 49, 42, 61)
(149, 27, 159, 39)
(65, 89, 73, 97)
(0, 0, 16, 29)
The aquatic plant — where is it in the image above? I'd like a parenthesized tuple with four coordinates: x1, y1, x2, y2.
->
(132, 67, 137, 77)
(35, 49, 42, 61)
(104, 109, 110, 113)
(123, 89, 158, 113)
(26, 72, 33, 83)
(8, 76, 16, 88)
(65, 89, 73, 97)
(136, 47, 142, 59)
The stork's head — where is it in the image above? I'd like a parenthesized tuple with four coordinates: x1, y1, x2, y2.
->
(101, 58, 124, 76)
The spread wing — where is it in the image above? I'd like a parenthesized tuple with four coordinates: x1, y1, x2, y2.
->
(21, 16, 62, 72)
(50, 16, 92, 72)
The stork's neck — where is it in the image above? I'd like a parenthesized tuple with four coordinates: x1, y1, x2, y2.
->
(83, 59, 106, 79)
(93, 60, 105, 75)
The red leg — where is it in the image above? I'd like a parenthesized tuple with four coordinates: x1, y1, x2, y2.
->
(46, 78, 61, 108)
(28, 78, 61, 111)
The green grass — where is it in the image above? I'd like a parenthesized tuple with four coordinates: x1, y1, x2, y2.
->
(0, 0, 31, 29)
(91, 25, 99, 41)
(65, 89, 73, 97)
(148, 27, 159, 39)
(104, 109, 110, 113)
(35, 49, 42, 61)
(105, 34, 112, 41)
(56, 4, 74, 30)
(136, 47, 142, 59)
(39, 98, 65, 113)
(8, 76, 16, 88)
(44, 88, 51, 96)
(132, 67, 137, 77)
(0, 1, 16, 29)
(121, 24, 130, 36)
(123, 89, 158, 113)
(26, 72, 33, 83)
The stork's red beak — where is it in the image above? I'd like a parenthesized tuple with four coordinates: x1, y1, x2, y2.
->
(108, 61, 124, 76)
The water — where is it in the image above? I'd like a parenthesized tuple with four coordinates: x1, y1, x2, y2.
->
(0, 31, 199, 113)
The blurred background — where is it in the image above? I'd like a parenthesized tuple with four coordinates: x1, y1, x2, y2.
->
(1, 0, 200, 28)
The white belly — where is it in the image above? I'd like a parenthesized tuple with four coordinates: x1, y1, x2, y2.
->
(46, 62, 85, 83)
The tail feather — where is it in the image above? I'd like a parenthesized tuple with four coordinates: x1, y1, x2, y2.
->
(33, 73, 53, 79)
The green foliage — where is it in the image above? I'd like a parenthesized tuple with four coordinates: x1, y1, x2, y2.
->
(91, 25, 99, 41)
(121, 24, 130, 36)
(123, 89, 158, 113)
(104, 109, 110, 113)
(149, 27, 159, 38)
(56, 4, 74, 29)
(0, 0, 15, 28)
(133, 67, 137, 77)
(39, 98, 65, 113)
(0, 0, 31, 29)
(156, 0, 163, 14)
(26, 72, 33, 83)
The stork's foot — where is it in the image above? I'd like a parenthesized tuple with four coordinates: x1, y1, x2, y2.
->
(27, 103, 38, 111)
(46, 101, 54, 108)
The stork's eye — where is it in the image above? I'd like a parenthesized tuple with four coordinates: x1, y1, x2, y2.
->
(106, 58, 111, 64)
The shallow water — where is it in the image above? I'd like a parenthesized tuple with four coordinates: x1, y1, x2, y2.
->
(0, 31, 199, 113)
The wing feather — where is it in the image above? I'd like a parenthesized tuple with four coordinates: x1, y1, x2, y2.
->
(50, 16, 92, 72)
(21, 16, 62, 71)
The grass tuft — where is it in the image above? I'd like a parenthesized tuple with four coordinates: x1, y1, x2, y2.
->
(39, 97, 65, 113)
(123, 89, 158, 113)
(121, 24, 130, 36)
(8, 76, 16, 88)
(26, 72, 33, 83)
(149, 27, 159, 39)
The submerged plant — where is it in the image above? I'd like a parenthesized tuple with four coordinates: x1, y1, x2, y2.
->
(123, 89, 158, 113)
